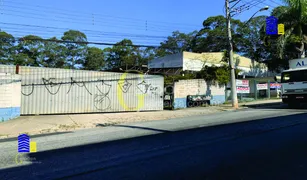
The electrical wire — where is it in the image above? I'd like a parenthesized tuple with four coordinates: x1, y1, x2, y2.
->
(0, 22, 170, 39)
(0, 36, 180, 49)
(0, 7, 198, 32)
(1, 0, 200, 28)
(232, 0, 277, 16)
(1, 12, 184, 33)
(268, 0, 283, 6)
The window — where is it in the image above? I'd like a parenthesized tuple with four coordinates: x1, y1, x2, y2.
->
(281, 69, 307, 83)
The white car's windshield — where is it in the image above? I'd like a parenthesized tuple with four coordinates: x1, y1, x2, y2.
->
(281, 69, 307, 83)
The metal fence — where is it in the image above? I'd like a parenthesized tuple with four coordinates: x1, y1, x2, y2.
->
(0, 65, 164, 115)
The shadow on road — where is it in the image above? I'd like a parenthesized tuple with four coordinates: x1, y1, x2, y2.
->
(0, 131, 73, 143)
(102, 124, 171, 133)
(2, 112, 307, 180)
(243, 102, 307, 110)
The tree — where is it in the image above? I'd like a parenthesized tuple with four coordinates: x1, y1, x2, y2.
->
(104, 39, 139, 70)
(13, 35, 44, 66)
(272, 0, 307, 59)
(192, 15, 246, 53)
(42, 37, 67, 68)
(83, 47, 105, 70)
(0, 31, 15, 64)
(10, 53, 34, 66)
(241, 16, 268, 62)
(133, 47, 155, 69)
(61, 30, 88, 69)
(155, 31, 198, 57)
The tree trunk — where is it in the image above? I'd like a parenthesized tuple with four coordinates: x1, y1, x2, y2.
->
(278, 27, 295, 59)
(297, 42, 306, 58)
(301, 43, 305, 58)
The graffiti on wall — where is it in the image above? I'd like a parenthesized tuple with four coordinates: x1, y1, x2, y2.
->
(94, 80, 112, 111)
(118, 79, 132, 93)
(20, 72, 162, 112)
(67, 77, 92, 95)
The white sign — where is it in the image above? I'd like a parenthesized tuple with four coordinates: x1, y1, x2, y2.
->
(236, 79, 249, 87)
(257, 83, 268, 90)
(289, 58, 307, 69)
(237, 86, 250, 94)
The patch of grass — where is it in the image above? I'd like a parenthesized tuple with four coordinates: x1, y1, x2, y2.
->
(40, 129, 52, 134)
(58, 124, 80, 130)
(97, 122, 118, 127)
(20, 132, 29, 135)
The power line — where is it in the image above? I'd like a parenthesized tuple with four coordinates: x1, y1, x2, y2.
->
(0, 22, 170, 39)
(0, 36, 182, 49)
(1, 12, 197, 35)
(2, 29, 166, 41)
(233, 0, 276, 16)
(2, 0, 201, 28)
(0, 6, 199, 32)
(0, 12, 184, 33)
(0, 22, 193, 46)
(268, 0, 283, 6)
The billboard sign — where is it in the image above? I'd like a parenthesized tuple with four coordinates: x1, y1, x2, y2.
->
(236, 79, 249, 87)
(270, 83, 281, 89)
(257, 83, 268, 90)
(278, 24, 284, 35)
(237, 86, 250, 94)
(266, 16, 278, 35)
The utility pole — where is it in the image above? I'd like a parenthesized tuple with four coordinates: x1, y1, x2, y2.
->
(225, 0, 239, 109)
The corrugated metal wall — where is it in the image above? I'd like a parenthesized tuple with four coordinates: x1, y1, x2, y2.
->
(0, 65, 164, 115)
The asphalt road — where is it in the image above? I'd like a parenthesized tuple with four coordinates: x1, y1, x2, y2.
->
(1, 104, 307, 180)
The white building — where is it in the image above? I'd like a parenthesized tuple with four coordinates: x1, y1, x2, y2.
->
(148, 51, 275, 78)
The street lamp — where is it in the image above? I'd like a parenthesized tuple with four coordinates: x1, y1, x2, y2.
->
(244, 6, 269, 26)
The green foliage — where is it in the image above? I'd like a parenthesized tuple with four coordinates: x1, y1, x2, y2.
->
(104, 39, 154, 70)
(196, 53, 241, 86)
(42, 37, 67, 68)
(0, 31, 15, 64)
(16, 35, 44, 66)
(192, 15, 246, 53)
(155, 31, 198, 57)
(196, 65, 230, 85)
(2, 7, 306, 72)
(264, 0, 307, 66)
(240, 16, 268, 62)
(164, 72, 196, 84)
(83, 47, 105, 71)
(61, 30, 87, 68)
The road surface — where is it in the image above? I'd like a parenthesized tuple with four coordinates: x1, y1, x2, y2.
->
(1, 104, 307, 180)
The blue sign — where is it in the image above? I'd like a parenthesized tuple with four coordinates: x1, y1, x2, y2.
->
(296, 61, 306, 67)
(270, 83, 281, 89)
(266, 16, 278, 35)
(18, 134, 30, 153)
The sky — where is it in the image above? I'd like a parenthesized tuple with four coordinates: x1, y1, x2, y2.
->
(0, 0, 284, 47)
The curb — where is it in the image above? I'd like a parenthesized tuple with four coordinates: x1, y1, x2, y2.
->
(242, 102, 282, 108)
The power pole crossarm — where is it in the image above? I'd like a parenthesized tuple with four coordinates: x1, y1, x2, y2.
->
(225, 0, 239, 109)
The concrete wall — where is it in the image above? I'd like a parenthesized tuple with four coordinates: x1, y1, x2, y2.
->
(0, 73, 21, 121)
(173, 79, 225, 109)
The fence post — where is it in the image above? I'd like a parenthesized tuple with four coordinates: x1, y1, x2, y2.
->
(267, 80, 271, 99)
(254, 80, 257, 100)
(15, 65, 19, 74)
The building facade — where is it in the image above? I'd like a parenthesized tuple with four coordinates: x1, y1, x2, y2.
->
(148, 51, 275, 78)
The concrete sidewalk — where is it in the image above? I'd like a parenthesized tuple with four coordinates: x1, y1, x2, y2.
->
(0, 99, 282, 139)
(222, 99, 282, 108)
